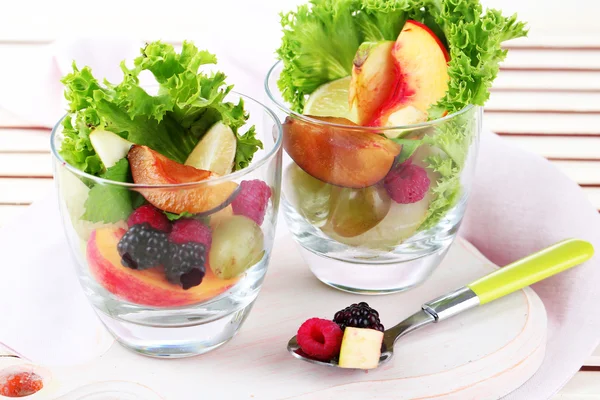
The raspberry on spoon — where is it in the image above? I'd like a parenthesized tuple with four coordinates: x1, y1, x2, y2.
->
(296, 318, 343, 361)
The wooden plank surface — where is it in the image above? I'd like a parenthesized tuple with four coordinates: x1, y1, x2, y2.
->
(503, 136, 600, 160)
(552, 161, 600, 187)
(0, 178, 53, 204)
(0, 129, 50, 153)
(0, 205, 28, 227)
(485, 113, 600, 135)
(554, 371, 600, 398)
(0, 153, 53, 178)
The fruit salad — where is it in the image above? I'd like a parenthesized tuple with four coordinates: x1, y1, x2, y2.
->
(56, 41, 274, 308)
(276, 0, 527, 250)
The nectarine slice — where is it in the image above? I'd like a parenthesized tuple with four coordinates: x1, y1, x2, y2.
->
(372, 20, 449, 126)
(349, 41, 397, 126)
(128, 145, 239, 214)
(282, 116, 401, 188)
(87, 227, 239, 307)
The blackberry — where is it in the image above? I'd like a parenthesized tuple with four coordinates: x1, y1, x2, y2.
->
(333, 302, 384, 332)
(165, 242, 207, 289)
(117, 223, 170, 270)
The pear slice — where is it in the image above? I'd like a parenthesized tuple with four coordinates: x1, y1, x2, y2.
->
(185, 121, 237, 176)
(89, 129, 133, 169)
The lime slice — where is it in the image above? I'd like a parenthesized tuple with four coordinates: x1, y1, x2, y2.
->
(185, 122, 237, 175)
(303, 76, 356, 121)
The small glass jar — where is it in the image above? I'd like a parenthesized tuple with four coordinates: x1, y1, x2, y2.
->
(51, 92, 282, 357)
(266, 61, 481, 294)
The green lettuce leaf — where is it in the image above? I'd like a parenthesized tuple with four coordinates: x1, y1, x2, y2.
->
(276, 0, 527, 115)
(164, 211, 195, 221)
(59, 41, 261, 176)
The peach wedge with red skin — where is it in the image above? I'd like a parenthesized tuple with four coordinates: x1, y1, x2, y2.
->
(374, 20, 449, 126)
(87, 227, 239, 307)
(282, 116, 401, 188)
(349, 41, 397, 126)
(349, 20, 449, 127)
(128, 145, 239, 214)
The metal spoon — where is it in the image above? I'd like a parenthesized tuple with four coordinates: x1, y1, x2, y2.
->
(288, 238, 594, 368)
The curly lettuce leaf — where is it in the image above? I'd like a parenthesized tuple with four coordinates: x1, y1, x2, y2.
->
(277, 0, 418, 112)
(276, 0, 527, 114)
(59, 41, 261, 176)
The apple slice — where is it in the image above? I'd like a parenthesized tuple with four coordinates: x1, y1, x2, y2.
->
(349, 41, 396, 126)
(128, 145, 239, 214)
(89, 129, 133, 169)
(185, 121, 237, 176)
(338, 327, 384, 369)
(282, 116, 401, 188)
(372, 20, 449, 126)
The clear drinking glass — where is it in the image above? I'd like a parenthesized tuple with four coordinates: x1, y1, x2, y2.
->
(51, 92, 282, 358)
(265, 61, 481, 294)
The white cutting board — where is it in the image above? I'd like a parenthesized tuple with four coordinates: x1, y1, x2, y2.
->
(0, 235, 546, 400)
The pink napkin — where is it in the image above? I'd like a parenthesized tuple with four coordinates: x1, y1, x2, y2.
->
(0, 26, 599, 399)
(462, 132, 600, 399)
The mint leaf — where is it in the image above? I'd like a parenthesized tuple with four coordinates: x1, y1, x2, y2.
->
(82, 158, 133, 223)
(164, 211, 194, 221)
(391, 138, 423, 164)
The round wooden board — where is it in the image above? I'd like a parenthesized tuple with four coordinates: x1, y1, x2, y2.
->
(1, 236, 547, 400)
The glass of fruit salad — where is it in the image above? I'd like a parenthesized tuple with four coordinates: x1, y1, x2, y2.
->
(51, 42, 282, 357)
(266, 0, 526, 294)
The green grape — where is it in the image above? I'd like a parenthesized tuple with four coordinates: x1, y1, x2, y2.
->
(324, 194, 432, 249)
(286, 164, 333, 227)
(328, 184, 391, 238)
(209, 216, 265, 279)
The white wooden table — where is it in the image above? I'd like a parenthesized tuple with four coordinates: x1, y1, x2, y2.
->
(0, 38, 599, 398)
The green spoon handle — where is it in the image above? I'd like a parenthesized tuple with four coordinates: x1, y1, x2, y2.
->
(468, 238, 594, 305)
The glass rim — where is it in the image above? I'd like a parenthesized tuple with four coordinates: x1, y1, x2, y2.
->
(50, 90, 283, 189)
(264, 60, 475, 131)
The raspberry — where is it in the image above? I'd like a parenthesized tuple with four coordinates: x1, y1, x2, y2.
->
(231, 180, 272, 225)
(169, 219, 212, 250)
(297, 318, 343, 361)
(128, 205, 171, 232)
(165, 242, 207, 289)
(117, 223, 171, 270)
(384, 163, 430, 204)
(0, 372, 43, 397)
(334, 302, 384, 332)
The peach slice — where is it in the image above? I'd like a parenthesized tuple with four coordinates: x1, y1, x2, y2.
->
(87, 227, 238, 307)
(372, 20, 449, 126)
(349, 41, 396, 126)
(128, 145, 239, 214)
(282, 116, 401, 188)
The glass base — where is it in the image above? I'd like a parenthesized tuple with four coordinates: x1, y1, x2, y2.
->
(299, 244, 451, 294)
(96, 302, 255, 358)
